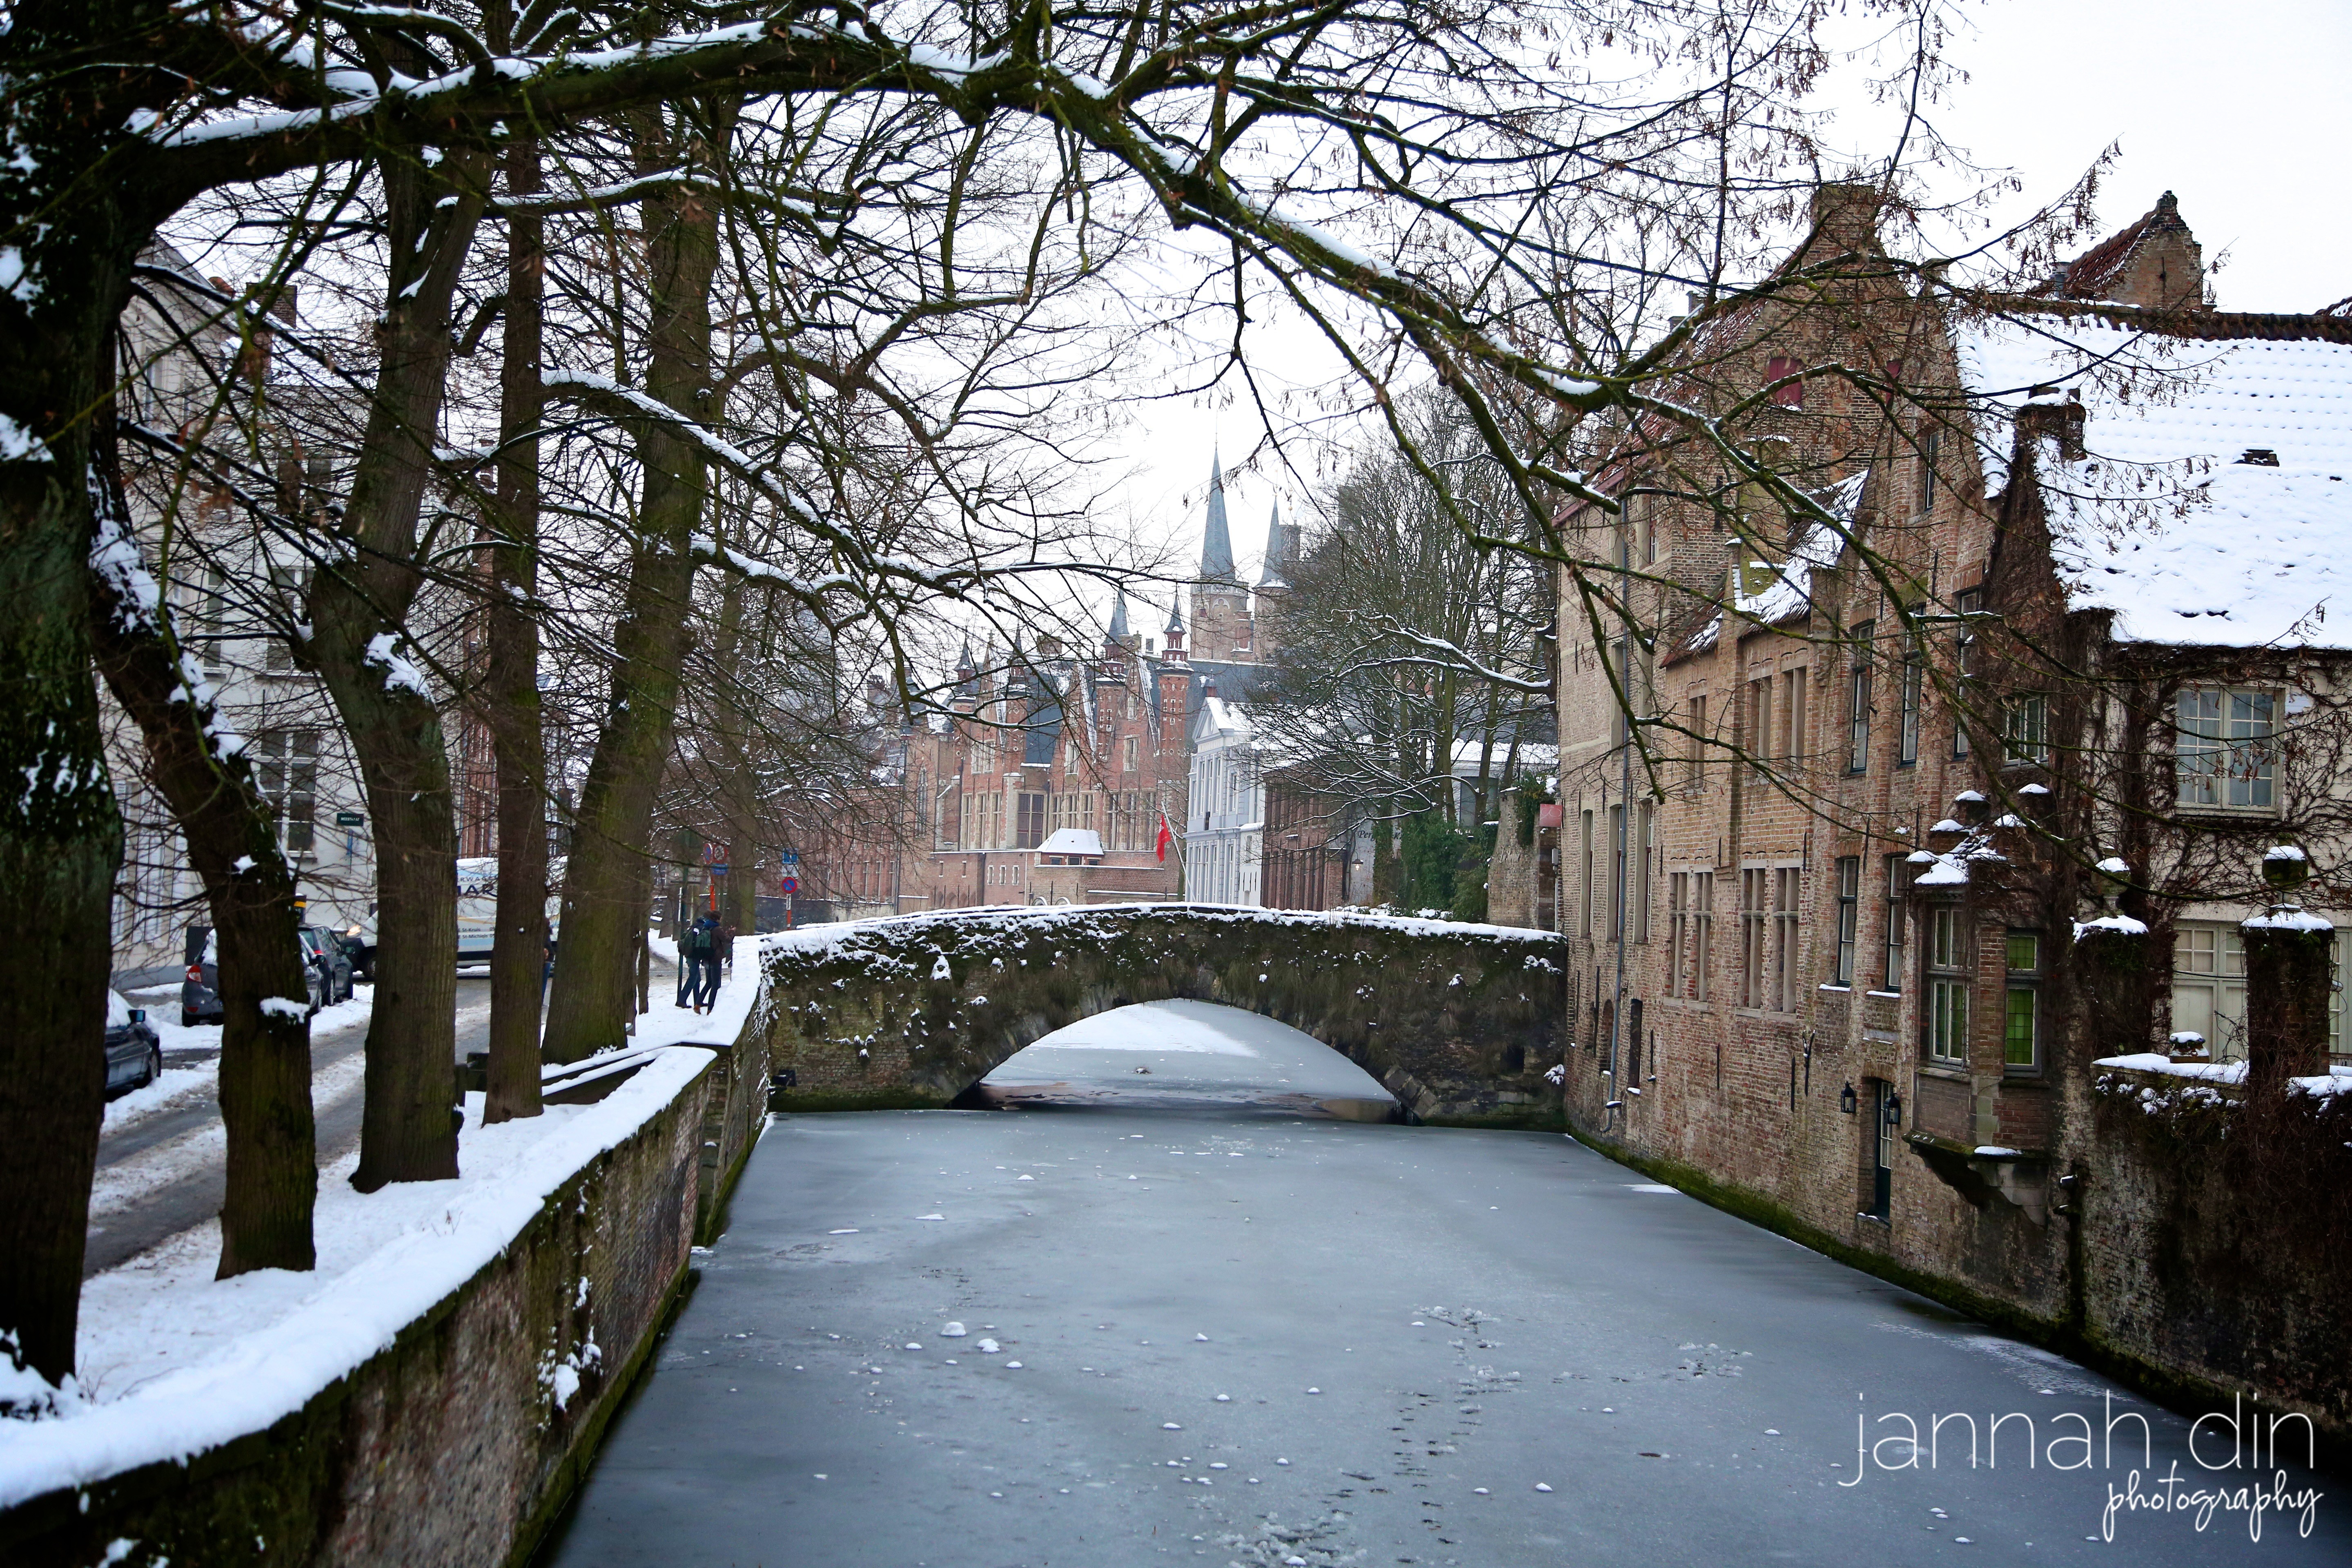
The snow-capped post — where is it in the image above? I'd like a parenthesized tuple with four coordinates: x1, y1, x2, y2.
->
(2240, 845, 2332, 1096)
(2071, 857, 2152, 1062)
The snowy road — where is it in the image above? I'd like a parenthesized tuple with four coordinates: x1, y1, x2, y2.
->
(82, 978, 492, 1276)
(546, 1004, 2345, 1568)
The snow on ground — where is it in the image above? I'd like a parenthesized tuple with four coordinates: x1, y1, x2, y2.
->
(89, 1050, 374, 1222)
(101, 988, 373, 1136)
(1018, 999, 1265, 1057)
(1, 1047, 717, 1511)
(0, 954, 764, 1510)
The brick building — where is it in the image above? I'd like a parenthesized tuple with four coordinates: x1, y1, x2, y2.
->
(1555, 186, 2352, 1316)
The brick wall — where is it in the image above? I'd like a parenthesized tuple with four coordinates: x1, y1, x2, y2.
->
(3, 1054, 724, 1567)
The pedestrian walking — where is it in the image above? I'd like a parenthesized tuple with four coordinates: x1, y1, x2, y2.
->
(678, 916, 716, 1012)
(694, 915, 724, 1011)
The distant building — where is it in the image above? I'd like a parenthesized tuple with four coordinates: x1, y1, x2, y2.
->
(105, 243, 379, 981)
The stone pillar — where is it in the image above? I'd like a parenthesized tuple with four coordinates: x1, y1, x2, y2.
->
(2240, 846, 2332, 1095)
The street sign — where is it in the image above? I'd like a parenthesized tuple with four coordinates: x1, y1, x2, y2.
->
(334, 811, 365, 827)
(779, 875, 800, 894)
(779, 849, 800, 866)
(708, 863, 728, 875)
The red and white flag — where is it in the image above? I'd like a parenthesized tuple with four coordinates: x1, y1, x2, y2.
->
(1155, 809, 1175, 864)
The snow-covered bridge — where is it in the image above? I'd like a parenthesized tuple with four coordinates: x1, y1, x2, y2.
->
(759, 905, 1568, 1126)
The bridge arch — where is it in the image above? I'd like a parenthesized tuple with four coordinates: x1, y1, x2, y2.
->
(759, 904, 1568, 1128)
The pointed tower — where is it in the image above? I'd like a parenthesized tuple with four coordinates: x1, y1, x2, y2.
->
(1105, 590, 1133, 654)
(1190, 453, 1255, 662)
(1254, 501, 1298, 658)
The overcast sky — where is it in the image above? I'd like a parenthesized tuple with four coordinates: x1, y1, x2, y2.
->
(1105, 0, 2352, 628)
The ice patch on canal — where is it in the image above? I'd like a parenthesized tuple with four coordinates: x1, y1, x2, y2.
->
(1013, 998, 1270, 1056)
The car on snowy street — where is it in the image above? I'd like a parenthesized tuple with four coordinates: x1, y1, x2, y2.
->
(105, 988, 163, 1097)
(180, 927, 352, 1027)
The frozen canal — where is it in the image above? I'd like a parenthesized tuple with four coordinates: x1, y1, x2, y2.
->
(545, 1004, 2343, 1567)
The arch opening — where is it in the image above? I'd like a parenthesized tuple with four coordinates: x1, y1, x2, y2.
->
(961, 1000, 1403, 1121)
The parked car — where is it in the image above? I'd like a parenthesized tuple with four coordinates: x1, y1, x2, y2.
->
(105, 989, 162, 1097)
(302, 925, 356, 1006)
(181, 928, 347, 1027)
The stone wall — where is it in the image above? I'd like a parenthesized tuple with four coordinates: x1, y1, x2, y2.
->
(762, 906, 1569, 1128)
(2, 1038, 784, 1568)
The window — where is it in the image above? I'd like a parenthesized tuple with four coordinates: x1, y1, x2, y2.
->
(1690, 871, 1714, 1000)
(1898, 653, 1923, 766)
(1919, 429, 1940, 512)
(1579, 809, 1595, 933)
(254, 731, 318, 853)
(2004, 931, 2043, 1073)
(2004, 693, 2049, 766)
(1740, 869, 1769, 1008)
(1773, 867, 1801, 1010)
(1927, 906, 1969, 1065)
(1635, 805, 1654, 944)
(2176, 688, 2276, 809)
(2171, 921, 2247, 1060)
(1685, 694, 1708, 790)
(1666, 872, 1686, 993)
(1953, 589, 1980, 759)
(1882, 855, 1909, 992)
(1781, 668, 1806, 763)
(1747, 675, 1772, 776)
(1764, 354, 1804, 408)
(1608, 804, 1626, 940)
(1847, 625, 1874, 773)
(265, 562, 311, 673)
(1833, 857, 1861, 984)
(1016, 792, 1047, 849)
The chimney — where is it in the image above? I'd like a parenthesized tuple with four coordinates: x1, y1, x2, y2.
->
(1809, 183, 1884, 254)
(2016, 396, 2087, 463)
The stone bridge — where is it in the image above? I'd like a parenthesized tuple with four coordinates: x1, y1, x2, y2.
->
(757, 905, 1570, 1127)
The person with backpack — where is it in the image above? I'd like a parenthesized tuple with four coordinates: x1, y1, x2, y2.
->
(678, 915, 716, 1013)
(694, 915, 724, 1011)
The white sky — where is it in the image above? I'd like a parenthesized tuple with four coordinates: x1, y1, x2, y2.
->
(1104, 0, 2352, 624)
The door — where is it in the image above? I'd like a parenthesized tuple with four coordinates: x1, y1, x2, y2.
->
(1869, 1080, 1896, 1220)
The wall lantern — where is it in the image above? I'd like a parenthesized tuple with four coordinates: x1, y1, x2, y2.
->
(1839, 1081, 1858, 1115)
(1884, 1092, 1903, 1127)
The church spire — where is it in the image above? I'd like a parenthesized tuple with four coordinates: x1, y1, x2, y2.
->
(1106, 590, 1131, 650)
(1200, 453, 1237, 584)
(1258, 500, 1296, 588)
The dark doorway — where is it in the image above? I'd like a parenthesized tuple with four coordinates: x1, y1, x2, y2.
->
(1867, 1079, 1896, 1221)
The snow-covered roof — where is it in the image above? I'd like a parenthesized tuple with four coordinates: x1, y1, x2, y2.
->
(1956, 314, 2352, 648)
(1684, 470, 1867, 654)
(1037, 828, 1104, 858)
(1199, 695, 1253, 737)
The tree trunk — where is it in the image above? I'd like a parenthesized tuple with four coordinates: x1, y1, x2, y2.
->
(484, 128, 548, 1125)
(0, 46, 158, 1377)
(542, 105, 731, 1063)
(89, 439, 318, 1277)
(0, 354, 120, 1389)
(304, 147, 488, 1188)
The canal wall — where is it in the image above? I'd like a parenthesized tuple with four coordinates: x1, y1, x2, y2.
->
(760, 905, 1570, 1128)
(2, 947, 780, 1568)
